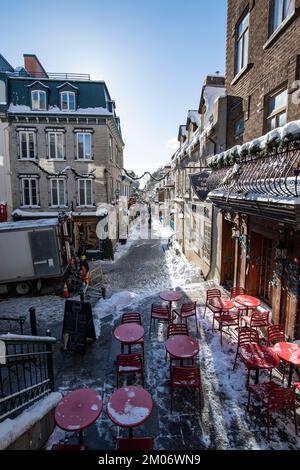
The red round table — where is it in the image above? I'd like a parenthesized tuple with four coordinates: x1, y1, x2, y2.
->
(55, 388, 103, 444)
(235, 295, 260, 315)
(107, 386, 153, 437)
(272, 342, 300, 387)
(160, 290, 182, 314)
(209, 298, 235, 311)
(239, 343, 279, 384)
(114, 323, 144, 353)
(165, 334, 199, 365)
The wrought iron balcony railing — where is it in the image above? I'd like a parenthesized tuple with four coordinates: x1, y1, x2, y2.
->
(10, 71, 91, 81)
(207, 139, 300, 198)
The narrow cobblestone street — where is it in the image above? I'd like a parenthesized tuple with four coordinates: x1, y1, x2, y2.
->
(2, 221, 299, 450)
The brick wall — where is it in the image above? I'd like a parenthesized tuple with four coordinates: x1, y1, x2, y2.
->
(226, 0, 300, 148)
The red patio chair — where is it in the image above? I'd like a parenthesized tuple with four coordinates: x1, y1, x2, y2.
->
(242, 310, 271, 330)
(52, 443, 87, 450)
(247, 381, 300, 441)
(121, 312, 142, 324)
(233, 327, 260, 371)
(267, 324, 286, 382)
(173, 301, 198, 334)
(115, 353, 144, 388)
(167, 322, 189, 338)
(203, 289, 221, 319)
(213, 308, 241, 346)
(149, 304, 170, 338)
(121, 312, 144, 360)
(170, 366, 202, 413)
(117, 437, 153, 451)
(230, 286, 246, 299)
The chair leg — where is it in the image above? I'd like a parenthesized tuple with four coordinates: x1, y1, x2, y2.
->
(220, 325, 223, 346)
(203, 305, 207, 319)
(195, 314, 199, 335)
(282, 362, 286, 383)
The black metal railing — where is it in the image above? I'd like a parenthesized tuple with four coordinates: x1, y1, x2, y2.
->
(0, 334, 56, 422)
(0, 317, 26, 335)
(207, 139, 300, 198)
(10, 71, 91, 80)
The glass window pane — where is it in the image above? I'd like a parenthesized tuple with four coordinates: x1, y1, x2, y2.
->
(238, 13, 249, 36)
(79, 180, 85, 204)
(86, 180, 92, 205)
(56, 133, 64, 159)
(284, 0, 294, 18)
(49, 133, 56, 158)
(21, 133, 27, 158)
(69, 93, 75, 111)
(52, 180, 58, 206)
(39, 91, 46, 109)
(28, 133, 35, 158)
(278, 112, 287, 127)
(23, 180, 30, 205)
(31, 180, 37, 205)
(78, 134, 84, 159)
(31, 91, 39, 109)
(268, 89, 287, 115)
(58, 180, 65, 205)
(242, 30, 248, 69)
(61, 93, 68, 110)
(84, 134, 92, 159)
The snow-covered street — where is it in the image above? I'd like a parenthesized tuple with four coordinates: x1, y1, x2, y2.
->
(1, 219, 300, 450)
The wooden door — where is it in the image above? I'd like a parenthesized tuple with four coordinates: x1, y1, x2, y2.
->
(221, 220, 235, 289)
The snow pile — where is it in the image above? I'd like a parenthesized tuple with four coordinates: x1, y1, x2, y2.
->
(0, 392, 62, 450)
(93, 291, 139, 336)
(165, 241, 202, 288)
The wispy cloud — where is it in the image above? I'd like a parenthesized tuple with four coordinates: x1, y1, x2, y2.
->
(166, 137, 179, 152)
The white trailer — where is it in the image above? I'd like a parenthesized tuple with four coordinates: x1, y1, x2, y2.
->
(0, 218, 71, 295)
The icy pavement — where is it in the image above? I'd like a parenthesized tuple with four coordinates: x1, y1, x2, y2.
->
(1, 219, 300, 450)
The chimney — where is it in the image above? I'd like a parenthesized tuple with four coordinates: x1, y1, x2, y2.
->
(23, 54, 48, 78)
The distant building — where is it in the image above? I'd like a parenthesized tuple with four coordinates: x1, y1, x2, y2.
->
(0, 53, 126, 257)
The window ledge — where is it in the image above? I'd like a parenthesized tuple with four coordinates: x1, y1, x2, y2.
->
(263, 12, 297, 50)
(21, 206, 40, 209)
(231, 63, 253, 86)
(19, 158, 38, 161)
(76, 158, 94, 162)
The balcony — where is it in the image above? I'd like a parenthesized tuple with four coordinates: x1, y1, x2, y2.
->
(10, 71, 91, 81)
(207, 139, 300, 226)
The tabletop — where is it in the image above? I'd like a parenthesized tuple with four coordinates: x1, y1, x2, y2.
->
(107, 386, 153, 429)
(272, 342, 300, 366)
(239, 343, 279, 370)
(55, 388, 103, 432)
(165, 334, 199, 359)
(235, 295, 261, 309)
(209, 298, 235, 310)
(114, 323, 144, 344)
(159, 291, 183, 302)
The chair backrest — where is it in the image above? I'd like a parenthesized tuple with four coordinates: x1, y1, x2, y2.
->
(238, 327, 260, 346)
(118, 437, 153, 451)
(171, 366, 200, 386)
(267, 324, 285, 346)
(206, 289, 221, 301)
(116, 353, 142, 368)
(181, 301, 197, 313)
(151, 304, 170, 317)
(220, 308, 240, 321)
(268, 387, 293, 410)
(121, 312, 142, 325)
(230, 286, 246, 299)
(249, 310, 270, 327)
(167, 323, 189, 338)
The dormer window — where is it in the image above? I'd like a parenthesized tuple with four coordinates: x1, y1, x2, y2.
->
(60, 91, 75, 111)
(31, 90, 46, 110)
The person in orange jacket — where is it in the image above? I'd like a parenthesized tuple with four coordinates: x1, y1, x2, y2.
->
(80, 255, 90, 285)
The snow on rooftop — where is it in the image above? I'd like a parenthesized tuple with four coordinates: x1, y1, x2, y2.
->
(8, 104, 113, 116)
(0, 217, 59, 231)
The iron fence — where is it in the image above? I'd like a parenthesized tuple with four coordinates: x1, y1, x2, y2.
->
(0, 316, 26, 335)
(0, 334, 56, 422)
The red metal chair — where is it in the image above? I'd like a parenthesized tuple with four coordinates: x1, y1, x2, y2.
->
(173, 301, 198, 334)
(230, 286, 246, 299)
(247, 381, 300, 441)
(242, 310, 271, 330)
(213, 308, 240, 346)
(233, 327, 260, 371)
(121, 312, 144, 360)
(121, 312, 142, 324)
(203, 289, 221, 319)
(115, 353, 144, 388)
(267, 324, 286, 382)
(170, 366, 202, 413)
(117, 437, 153, 450)
(149, 304, 171, 337)
(167, 322, 189, 338)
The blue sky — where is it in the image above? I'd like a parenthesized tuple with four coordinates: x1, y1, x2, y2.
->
(1, 0, 227, 175)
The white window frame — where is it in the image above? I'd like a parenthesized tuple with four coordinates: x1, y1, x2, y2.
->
(269, 0, 295, 36)
(77, 179, 93, 207)
(19, 131, 37, 160)
(60, 91, 76, 111)
(76, 133, 93, 160)
(235, 11, 249, 76)
(266, 87, 287, 130)
(21, 177, 40, 207)
(31, 90, 47, 110)
(50, 178, 67, 207)
(48, 132, 65, 160)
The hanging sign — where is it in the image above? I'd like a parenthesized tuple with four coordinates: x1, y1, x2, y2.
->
(189, 171, 211, 201)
